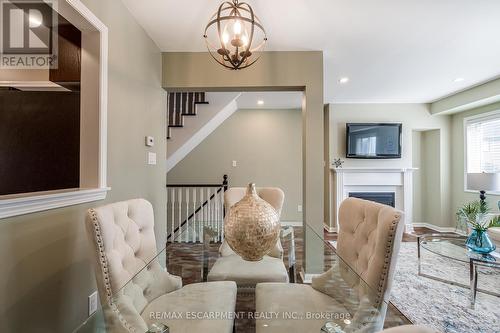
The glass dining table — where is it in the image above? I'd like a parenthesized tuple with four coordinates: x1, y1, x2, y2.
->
(74, 224, 411, 333)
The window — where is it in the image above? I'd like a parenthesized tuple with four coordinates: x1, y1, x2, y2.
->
(465, 111, 500, 178)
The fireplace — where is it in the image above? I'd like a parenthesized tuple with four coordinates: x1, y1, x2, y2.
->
(348, 192, 396, 207)
(329, 167, 416, 232)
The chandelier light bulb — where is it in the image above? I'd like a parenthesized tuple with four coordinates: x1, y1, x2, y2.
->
(233, 19, 242, 35)
(204, 0, 267, 70)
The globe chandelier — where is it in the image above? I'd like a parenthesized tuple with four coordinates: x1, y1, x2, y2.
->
(204, 0, 267, 70)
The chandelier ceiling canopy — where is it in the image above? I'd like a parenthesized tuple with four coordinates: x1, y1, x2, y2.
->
(204, 0, 267, 70)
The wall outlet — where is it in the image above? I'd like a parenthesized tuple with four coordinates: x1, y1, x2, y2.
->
(88, 291, 98, 316)
(148, 152, 157, 165)
(298, 205, 303, 212)
(232, 160, 237, 167)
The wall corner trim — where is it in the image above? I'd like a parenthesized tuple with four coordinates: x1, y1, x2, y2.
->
(0, 187, 110, 219)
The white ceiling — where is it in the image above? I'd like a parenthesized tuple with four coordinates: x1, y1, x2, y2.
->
(122, 0, 500, 103)
(236, 92, 302, 109)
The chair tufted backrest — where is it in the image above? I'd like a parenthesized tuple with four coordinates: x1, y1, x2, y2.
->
(336, 197, 404, 303)
(311, 198, 404, 332)
(221, 187, 285, 258)
(85, 199, 182, 333)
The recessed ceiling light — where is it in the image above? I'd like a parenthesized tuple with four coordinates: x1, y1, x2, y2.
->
(339, 77, 350, 84)
(257, 100, 264, 105)
(453, 77, 465, 83)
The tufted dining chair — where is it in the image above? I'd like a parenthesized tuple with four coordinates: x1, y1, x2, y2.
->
(85, 199, 237, 333)
(255, 197, 405, 332)
(207, 187, 290, 289)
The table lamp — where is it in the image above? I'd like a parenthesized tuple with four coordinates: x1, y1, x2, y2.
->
(467, 173, 500, 208)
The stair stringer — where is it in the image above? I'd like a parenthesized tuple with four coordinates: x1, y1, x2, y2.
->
(166, 92, 241, 172)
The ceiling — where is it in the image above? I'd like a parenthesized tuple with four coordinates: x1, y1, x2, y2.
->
(121, 0, 500, 103)
(236, 92, 302, 109)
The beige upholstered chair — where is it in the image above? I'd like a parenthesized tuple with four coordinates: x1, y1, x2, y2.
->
(85, 199, 237, 333)
(207, 187, 289, 288)
(255, 197, 405, 332)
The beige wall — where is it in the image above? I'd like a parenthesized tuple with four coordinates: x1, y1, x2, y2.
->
(168, 108, 302, 221)
(412, 131, 423, 222)
(162, 51, 324, 236)
(421, 130, 443, 226)
(0, 1, 166, 332)
(412, 130, 445, 227)
(451, 102, 500, 217)
(327, 103, 453, 228)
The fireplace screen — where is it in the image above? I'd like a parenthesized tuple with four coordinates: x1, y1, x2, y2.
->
(348, 192, 396, 207)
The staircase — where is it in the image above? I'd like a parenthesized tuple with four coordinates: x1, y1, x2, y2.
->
(166, 92, 241, 172)
(167, 92, 209, 140)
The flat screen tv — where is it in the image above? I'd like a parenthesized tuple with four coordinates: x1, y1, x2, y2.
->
(346, 123, 402, 159)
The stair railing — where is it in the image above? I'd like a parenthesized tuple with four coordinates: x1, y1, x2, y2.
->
(166, 175, 228, 243)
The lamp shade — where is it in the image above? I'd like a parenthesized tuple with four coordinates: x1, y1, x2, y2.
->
(467, 173, 500, 192)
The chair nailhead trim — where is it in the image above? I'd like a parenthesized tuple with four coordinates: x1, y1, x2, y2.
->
(373, 213, 401, 307)
(89, 209, 136, 333)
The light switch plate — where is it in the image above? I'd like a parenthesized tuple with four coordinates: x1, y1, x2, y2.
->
(88, 291, 98, 316)
(298, 205, 303, 212)
(148, 152, 157, 165)
(232, 160, 237, 167)
(145, 136, 154, 147)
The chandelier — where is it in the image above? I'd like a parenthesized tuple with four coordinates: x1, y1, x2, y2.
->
(204, 0, 267, 70)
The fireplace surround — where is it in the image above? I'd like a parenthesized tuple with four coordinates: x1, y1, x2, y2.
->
(329, 167, 416, 232)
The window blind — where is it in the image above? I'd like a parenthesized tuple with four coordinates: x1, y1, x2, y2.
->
(466, 113, 500, 173)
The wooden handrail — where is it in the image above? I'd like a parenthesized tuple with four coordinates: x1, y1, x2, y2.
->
(167, 175, 228, 189)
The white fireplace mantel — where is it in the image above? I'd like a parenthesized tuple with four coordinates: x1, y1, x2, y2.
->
(329, 167, 417, 232)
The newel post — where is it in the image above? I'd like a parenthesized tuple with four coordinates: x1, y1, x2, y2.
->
(222, 174, 228, 192)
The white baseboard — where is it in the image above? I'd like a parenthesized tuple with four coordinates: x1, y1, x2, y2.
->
(299, 268, 321, 284)
(281, 221, 302, 227)
(411, 222, 466, 235)
(323, 223, 337, 233)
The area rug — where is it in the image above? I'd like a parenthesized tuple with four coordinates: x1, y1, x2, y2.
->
(392, 242, 500, 333)
(329, 241, 500, 333)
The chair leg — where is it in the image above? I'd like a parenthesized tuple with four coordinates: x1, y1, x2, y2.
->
(289, 265, 296, 283)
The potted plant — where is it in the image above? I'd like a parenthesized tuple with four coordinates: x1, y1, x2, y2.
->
(457, 200, 500, 254)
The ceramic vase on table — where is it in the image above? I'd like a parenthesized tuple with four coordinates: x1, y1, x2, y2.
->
(224, 183, 280, 261)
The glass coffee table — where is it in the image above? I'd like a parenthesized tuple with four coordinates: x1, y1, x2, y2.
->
(417, 234, 500, 307)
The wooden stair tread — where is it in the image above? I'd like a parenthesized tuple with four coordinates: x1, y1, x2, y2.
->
(167, 92, 209, 140)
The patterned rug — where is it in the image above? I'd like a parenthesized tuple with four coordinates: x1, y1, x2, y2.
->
(389, 242, 499, 333)
(329, 241, 500, 333)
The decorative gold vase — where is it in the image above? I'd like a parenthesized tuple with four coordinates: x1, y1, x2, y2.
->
(224, 183, 280, 261)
